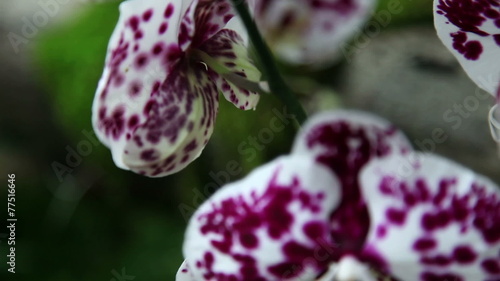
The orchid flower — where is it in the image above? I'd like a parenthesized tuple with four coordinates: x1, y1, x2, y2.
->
(433, 0, 500, 140)
(177, 111, 500, 281)
(250, 0, 376, 65)
(92, 0, 262, 177)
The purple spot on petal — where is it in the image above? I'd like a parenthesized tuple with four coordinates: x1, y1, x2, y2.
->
(141, 149, 160, 162)
(129, 16, 139, 31)
(164, 4, 174, 18)
(142, 9, 153, 22)
(159, 22, 168, 34)
(413, 237, 437, 251)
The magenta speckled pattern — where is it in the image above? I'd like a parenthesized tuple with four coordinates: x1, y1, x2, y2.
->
(180, 111, 500, 281)
(292, 111, 412, 265)
(92, 0, 261, 177)
(434, 0, 500, 95)
(361, 153, 500, 281)
(200, 29, 261, 110)
(183, 156, 341, 281)
(436, 0, 500, 60)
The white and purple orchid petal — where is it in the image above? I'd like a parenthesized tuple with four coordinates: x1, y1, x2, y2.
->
(292, 110, 412, 157)
(183, 0, 237, 49)
(360, 153, 500, 281)
(200, 29, 261, 110)
(92, 0, 193, 171)
(178, 0, 197, 51)
(119, 64, 219, 177)
(292, 111, 412, 257)
(253, 0, 376, 65)
(176, 260, 196, 281)
(434, 0, 500, 95)
(183, 155, 341, 281)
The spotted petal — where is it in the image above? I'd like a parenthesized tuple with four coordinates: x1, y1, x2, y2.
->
(292, 110, 412, 157)
(183, 155, 341, 281)
(119, 64, 219, 177)
(434, 0, 500, 95)
(92, 0, 195, 171)
(182, 0, 237, 49)
(200, 28, 261, 110)
(252, 0, 376, 65)
(292, 110, 412, 257)
(360, 153, 500, 281)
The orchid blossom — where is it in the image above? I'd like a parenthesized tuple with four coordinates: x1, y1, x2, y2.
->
(433, 0, 500, 140)
(250, 0, 376, 65)
(92, 0, 262, 177)
(177, 111, 500, 281)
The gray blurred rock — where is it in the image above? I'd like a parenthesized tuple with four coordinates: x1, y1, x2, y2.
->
(338, 26, 500, 183)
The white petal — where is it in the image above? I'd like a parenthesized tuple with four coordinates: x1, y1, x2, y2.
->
(184, 0, 237, 48)
(434, 0, 500, 95)
(183, 155, 342, 280)
(92, 0, 193, 171)
(293, 110, 412, 157)
(360, 152, 500, 281)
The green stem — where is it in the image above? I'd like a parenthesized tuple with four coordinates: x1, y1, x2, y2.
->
(230, 0, 307, 125)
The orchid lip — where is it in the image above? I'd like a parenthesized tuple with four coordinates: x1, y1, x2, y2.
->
(191, 49, 268, 94)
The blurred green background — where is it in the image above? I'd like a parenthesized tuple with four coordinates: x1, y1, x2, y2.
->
(1, 0, 497, 280)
